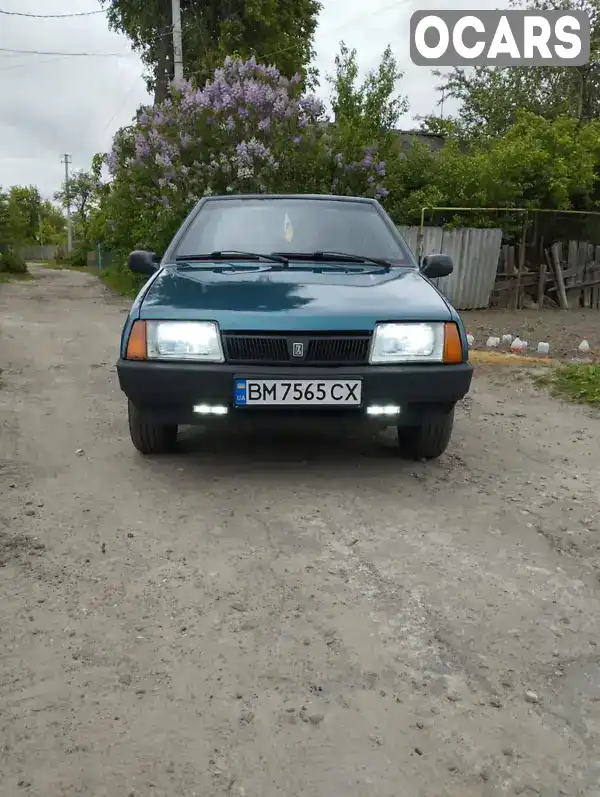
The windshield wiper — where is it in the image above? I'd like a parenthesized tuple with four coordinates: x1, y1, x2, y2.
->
(175, 250, 288, 266)
(271, 251, 391, 269)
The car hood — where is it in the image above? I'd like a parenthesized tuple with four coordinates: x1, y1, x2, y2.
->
(138, 266, 452, 331)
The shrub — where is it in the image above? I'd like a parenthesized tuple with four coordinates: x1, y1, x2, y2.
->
(0, 248, 27, 274)
(98, 56, 389, 260)
(68, 242, 89, 268)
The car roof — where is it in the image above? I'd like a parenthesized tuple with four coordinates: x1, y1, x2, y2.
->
(201, 193, 380, 205)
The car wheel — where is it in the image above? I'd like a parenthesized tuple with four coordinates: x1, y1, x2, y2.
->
(127, 400, 178, 454)
(397, 409, 454, 460)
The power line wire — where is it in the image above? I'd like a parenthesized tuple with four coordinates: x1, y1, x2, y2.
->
(102, 73, 146, 135)
(0, 8, 105, 18)
(0, 46, 129, 57)
(0, 22, 179, 59)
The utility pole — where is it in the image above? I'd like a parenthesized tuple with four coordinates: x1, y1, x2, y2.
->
(171, 0, 183, 83)
(60, 153, 73, 253)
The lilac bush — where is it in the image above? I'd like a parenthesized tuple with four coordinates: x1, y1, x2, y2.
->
(104, 56, 389, 253)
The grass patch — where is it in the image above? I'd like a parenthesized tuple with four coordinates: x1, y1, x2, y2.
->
(100, 264, 144, 298)
(545, 363, 600, 406)
(0, 271, 34, 283)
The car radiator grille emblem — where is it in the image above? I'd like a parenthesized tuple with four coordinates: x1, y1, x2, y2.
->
(222, 333, 371, 364)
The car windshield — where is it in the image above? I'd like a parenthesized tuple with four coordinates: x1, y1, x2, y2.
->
(174, 198, 413, 264)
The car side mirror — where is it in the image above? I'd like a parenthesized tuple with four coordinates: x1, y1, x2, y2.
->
(128, 250, 160, 276)
(421, 253, 453, 279)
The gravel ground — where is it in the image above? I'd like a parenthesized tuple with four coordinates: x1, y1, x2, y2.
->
(461, 308, 600, 359)
(1, 267, 600, 797)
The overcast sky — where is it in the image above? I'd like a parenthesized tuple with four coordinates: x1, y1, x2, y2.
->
(0, 0, 510, 200)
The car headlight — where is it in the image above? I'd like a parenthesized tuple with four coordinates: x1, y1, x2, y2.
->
(146, 321, 224, 362)
(369, 322, 445, 364)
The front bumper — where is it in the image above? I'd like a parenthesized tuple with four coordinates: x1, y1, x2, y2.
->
(116, 359, 473, 428)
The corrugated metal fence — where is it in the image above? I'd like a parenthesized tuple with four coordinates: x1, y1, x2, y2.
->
(18, 245, 60, 261)
(397, 226, 503, 310)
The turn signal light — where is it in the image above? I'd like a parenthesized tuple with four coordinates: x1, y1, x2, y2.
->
(443, 323, 463, 364)
(125, 320, 147, 360)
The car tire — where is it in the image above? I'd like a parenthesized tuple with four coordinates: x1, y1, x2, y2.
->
(127, 400, 178, 454)
(397, 409, 454, 460)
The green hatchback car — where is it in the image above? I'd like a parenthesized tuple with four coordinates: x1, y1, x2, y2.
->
(117, 194, 473, 459)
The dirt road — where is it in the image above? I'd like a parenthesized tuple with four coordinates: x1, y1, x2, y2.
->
(1, 267, 600, 797)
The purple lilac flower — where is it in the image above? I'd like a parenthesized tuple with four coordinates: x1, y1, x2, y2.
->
(134, 133, 151, 162)
(245, 81, 272, 109)
(273, 96, 287, 117)
(361, 153, 374, 169)
(265, 64, 281, 80)
(293, 136, 301, 145)
(376, 161, 386, 176)
(236, 137, 274, 166)
(171, 77, 189, 92)
(155, 152, 172, 169)
(221, 91, 235, 108)
(376, 186, 389, 198)
(367, 176, 375, 184)
(299, 95, 325, 117)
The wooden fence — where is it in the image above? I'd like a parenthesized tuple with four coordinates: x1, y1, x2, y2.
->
(494, 240, 600, 310)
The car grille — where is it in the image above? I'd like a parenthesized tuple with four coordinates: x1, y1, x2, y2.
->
(222, 332, 372, 365)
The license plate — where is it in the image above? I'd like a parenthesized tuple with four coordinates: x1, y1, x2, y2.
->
(234, 379, 362, 406)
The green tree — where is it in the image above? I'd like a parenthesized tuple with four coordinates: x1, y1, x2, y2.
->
(0, 186, 65, 247)
(6, 186, 44, 245)
(0, 189, 9, 246)
(54, 169, 101, 244)
(100, 0, 321, 102)
(327, 42, 407, 154)
(426, 0, 600, 139)
(391, 113, 600, 224)
(38, 200, 67, 245)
